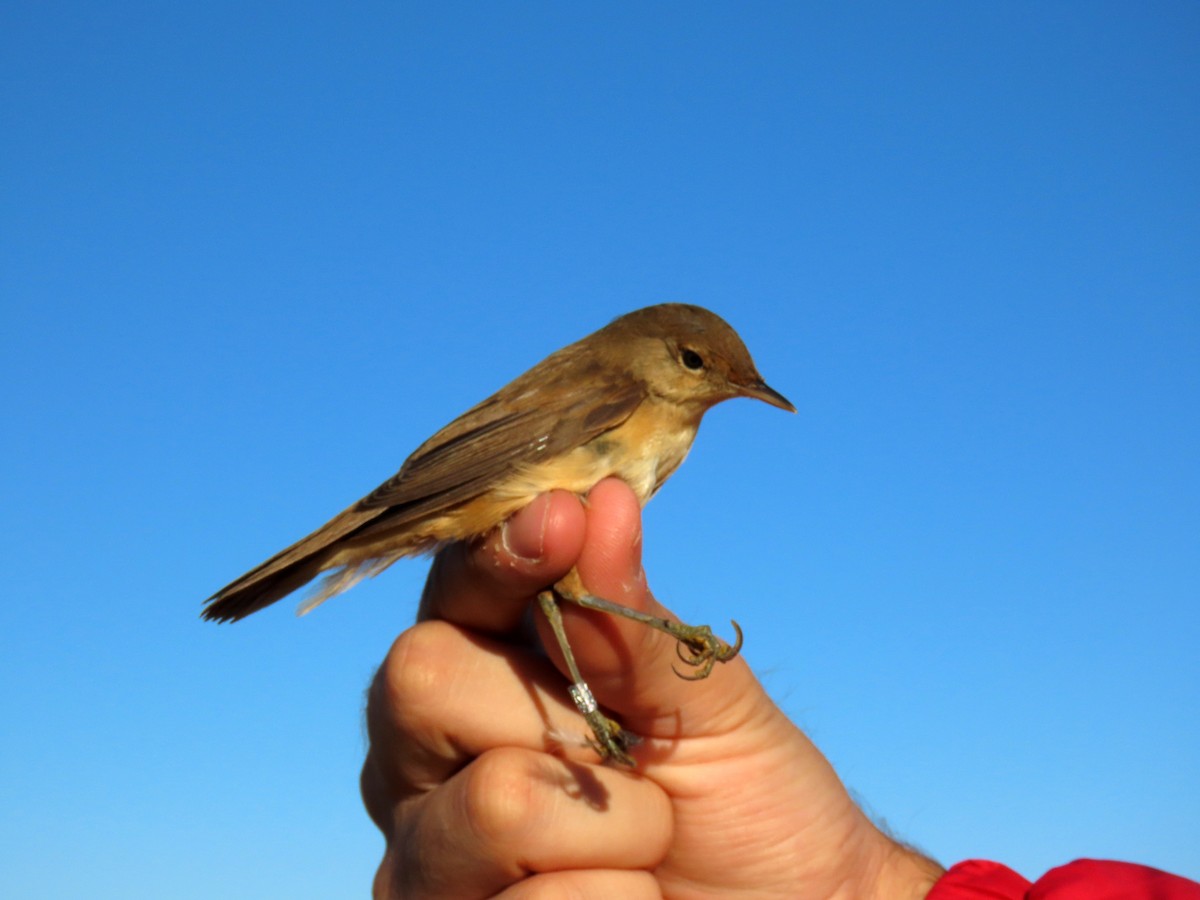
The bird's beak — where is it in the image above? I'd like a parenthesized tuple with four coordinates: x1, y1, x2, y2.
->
(738, 379, 796, 413)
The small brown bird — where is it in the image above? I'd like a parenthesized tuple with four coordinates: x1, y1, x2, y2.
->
(205, 303, 793, 763)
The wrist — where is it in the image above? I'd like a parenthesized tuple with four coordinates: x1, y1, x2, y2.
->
(866, 838, 945, 900)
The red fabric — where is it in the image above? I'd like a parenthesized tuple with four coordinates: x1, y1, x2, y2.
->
(928, 859, 1200, 900)
(927, 860, 1031, 899)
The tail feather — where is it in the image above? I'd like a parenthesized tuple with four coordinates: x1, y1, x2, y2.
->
(293, 556, 400, 617)
(202, 503, 384, 622)
(202, 556, 328, 622)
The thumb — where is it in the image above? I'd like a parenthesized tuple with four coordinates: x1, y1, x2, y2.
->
(540, 477, 757, 762)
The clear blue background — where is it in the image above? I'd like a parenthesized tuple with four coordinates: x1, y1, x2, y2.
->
(3, 2, 1197, 896)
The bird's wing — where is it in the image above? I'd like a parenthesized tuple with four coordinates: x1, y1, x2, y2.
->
(357, 355, 645, 517)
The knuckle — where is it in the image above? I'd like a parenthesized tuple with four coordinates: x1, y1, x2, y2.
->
(376, 622, 460, 724)
(360, 751, 394, 836)
(461, 748, 551, 848)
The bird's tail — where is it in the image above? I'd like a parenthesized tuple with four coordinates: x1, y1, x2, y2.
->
(202, 503, 386, 623)
(202, 554, 329, 622)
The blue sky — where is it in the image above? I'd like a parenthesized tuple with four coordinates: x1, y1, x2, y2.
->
(3, 2, 1197, 896)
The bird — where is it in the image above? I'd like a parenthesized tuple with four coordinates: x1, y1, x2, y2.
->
(204, 303, 793, 763)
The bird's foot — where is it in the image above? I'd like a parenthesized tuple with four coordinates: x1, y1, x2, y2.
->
(579, 705, 642, 767)
(553, 571, 744, 681)
(668, 619, 744, 680)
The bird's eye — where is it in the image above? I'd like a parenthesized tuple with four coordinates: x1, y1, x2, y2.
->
(680, 348, 704, 371)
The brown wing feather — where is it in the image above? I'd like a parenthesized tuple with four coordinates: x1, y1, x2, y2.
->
(338, 355, 645, 538)
(202, 345, 645, 622)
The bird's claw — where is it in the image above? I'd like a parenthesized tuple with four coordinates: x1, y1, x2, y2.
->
(583, 710, 641, 767)
(671, 619, 743, 680)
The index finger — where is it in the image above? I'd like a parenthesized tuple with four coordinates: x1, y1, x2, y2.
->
(417, 489, 587, 634)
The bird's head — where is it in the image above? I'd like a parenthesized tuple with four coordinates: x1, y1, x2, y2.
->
(604, 303, 795, 414)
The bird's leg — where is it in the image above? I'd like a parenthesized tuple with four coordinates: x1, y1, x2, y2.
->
(552, 568, 743, 682)
(536, 590, 640, 766)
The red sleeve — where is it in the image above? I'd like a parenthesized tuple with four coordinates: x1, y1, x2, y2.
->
(928, 859, 1200, 900)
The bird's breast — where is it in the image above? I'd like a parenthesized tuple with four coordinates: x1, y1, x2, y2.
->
(496, 397, 701, 507)
(597, 398, 700, 502)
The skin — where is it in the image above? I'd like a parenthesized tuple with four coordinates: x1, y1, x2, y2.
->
(362, 478, 945, 899)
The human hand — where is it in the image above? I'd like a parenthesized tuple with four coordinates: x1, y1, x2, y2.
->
(361, 478, 943, 898)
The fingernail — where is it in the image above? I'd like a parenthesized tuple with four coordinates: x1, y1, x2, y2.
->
(500, 494, 550, 563)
